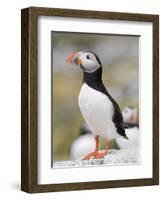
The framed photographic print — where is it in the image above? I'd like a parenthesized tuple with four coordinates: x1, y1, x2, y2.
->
(21, 7, 159, 193)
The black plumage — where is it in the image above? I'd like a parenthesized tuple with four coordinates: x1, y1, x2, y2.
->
(82, 66, 128, 140)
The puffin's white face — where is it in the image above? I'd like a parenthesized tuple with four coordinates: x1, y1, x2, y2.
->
(67, 51, 101, 73)
(122, 107, 138, 123)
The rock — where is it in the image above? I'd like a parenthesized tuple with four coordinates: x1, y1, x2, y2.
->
(53, 148, 140, 168)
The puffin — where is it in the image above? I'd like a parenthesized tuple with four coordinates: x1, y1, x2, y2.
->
(116, 106, 139, 150)
(70, 123, 95, 160)
(67, 50, 128, 160)
(122, 106, 138, 126)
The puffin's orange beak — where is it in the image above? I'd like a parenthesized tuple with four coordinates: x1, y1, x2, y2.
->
(66, 51, 78, 63)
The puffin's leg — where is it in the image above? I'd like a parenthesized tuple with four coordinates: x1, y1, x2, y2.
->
(94, 139, 109, 159)
(82, 136, 99, 160)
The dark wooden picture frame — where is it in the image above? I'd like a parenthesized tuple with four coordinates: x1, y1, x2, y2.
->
(21, 7, 159, 193)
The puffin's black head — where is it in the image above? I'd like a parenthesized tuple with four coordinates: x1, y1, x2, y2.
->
(66, 50, 102, 73)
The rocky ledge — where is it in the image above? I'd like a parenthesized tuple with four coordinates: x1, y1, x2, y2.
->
(53, 148, 140, 168)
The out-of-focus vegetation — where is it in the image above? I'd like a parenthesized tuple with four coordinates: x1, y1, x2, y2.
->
(52, 32, 139, 161)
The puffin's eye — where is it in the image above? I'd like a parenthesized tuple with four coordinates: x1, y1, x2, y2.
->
(86, 54, 90, 59)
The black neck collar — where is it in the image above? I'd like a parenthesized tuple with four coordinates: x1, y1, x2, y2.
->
(83, 67, 103, 90)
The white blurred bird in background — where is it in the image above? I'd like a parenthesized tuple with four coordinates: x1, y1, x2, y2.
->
(70, 123, 95, 160)
(116, 106, 139, 150)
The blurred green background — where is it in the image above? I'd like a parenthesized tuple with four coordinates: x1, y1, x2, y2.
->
(52, 32, 139, 161)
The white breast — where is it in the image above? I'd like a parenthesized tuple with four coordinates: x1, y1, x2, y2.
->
(78, 83, 118, 139)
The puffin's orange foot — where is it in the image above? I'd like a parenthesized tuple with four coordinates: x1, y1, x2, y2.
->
(94, 151, 108, 159)
(82, 151, 108, 160)
(82, 151, 97, 160)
